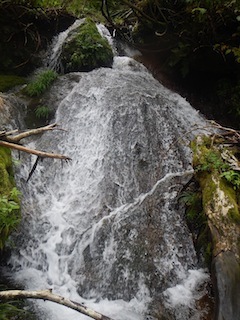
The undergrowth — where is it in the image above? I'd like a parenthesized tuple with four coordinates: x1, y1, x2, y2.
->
(25, 69, 58, 97)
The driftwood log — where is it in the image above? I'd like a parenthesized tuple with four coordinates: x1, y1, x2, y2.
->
(0, 289, 114, 320)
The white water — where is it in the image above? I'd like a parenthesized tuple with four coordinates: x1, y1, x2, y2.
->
(45, 19, 85, 72)
(6, 25, 212, 320)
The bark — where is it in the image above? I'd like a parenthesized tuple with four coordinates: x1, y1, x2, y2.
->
(4, 123, 62, 143)
(0, 123, 71, 161)
(0, 140, 71, 161)
(0, 289, 114, 320)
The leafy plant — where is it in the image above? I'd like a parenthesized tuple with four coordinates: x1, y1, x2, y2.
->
(179, 190, 203, 223)
(221, 170, 240, 190)
(195, 150, 228, 173)
(25, 69, 58, 97)
(35, 105, 50, 119)
(0, 301, 27, 320)
(0, 187, 21, 250)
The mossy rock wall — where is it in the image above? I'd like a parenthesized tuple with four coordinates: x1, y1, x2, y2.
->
(192, 135, 240, 320)
(61, 19, 113, 73)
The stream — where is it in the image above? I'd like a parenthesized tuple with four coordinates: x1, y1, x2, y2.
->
(3, 23, 212, 320)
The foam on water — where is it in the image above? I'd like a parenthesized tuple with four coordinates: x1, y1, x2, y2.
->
(164, 269, 210, 308)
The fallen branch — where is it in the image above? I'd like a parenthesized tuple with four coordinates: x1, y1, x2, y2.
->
(0, 140, 71, 161)
(0, 289, 114, 320)
(3, 123, 62, 143)
(0, 123, 71, 180)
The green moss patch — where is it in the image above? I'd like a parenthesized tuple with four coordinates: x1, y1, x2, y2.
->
(0, 147, 20, 249)
(0, 75, 26, 92)
(0, 147, 14, 194)
(61, 19, 113, 73)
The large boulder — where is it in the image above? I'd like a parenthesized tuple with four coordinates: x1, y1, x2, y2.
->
(61, 19, 113, 73)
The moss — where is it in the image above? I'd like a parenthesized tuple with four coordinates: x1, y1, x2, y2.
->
(199, 174, 217, 210)
(0, 146, 20, 250)
(0, 75, 26, 92)
(179, 183, 212, 267)
(25, 69, 58, 97)
(61, 19, 113, 73)
(228, 208, 240, 224)
(0, 147, 14, 194)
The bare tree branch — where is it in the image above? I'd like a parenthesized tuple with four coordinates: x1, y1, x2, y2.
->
(0, 140, 71, 161)
(0, 289, 114, 320)
(4, 123, 63, 143)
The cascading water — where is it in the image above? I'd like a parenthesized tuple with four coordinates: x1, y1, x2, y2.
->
(4, 24, 212, 320)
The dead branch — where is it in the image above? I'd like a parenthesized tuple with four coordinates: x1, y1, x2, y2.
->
(0, 140, 71, 161)
(0, 289, 114, 320)
(4, 123, 61, 143)
(209, 120, 240, 140)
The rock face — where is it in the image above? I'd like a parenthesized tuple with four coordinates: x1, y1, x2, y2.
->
(213, 251, 240, 320)
(192, 135, 240, 320)
(61, 19, 113, 73)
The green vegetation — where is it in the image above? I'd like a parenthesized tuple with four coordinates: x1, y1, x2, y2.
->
(190, 134, 240, 266)
(0, 301, 28, 320)
(61, 19, 113, 72)
(0, 188, 21, 250)
(35, 105, 51, 119)
(182, 133, 240, 266)
(179, 187, 212, 266)
(25, 69, 58, 97)
(0, 147, 21, 250)
(193, 139, 240, 192)
(0, 75, 26, 92)
(0, 284, 35, 320)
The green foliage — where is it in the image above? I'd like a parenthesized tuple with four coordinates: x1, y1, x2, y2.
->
(0, 284, 35, 320)
(35, 105, 50, 119)
(61, 19, 113, 72)
(179, 187, 212, 266)
(25, 69, 58, 97)
(221, 170, 240, 190)
(0, 148, 14, 195)
(194, 138, 240, 191)
(0, 301, 27, 320)
(179, 190, 203, 225)
(195, 149, 228, 173)
(0, 188, 21, 250)
(0, 147, 21, 250)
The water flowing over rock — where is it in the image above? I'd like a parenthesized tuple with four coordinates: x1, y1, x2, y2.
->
(4, 55, 213, 320)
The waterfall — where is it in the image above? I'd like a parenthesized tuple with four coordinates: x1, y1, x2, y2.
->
(4, 24, 212, 320)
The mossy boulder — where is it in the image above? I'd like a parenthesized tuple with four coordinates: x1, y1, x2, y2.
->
(61, 19, 113, 73)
